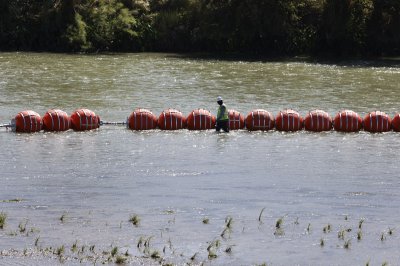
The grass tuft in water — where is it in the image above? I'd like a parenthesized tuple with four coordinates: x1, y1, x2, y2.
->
(306, 223, 311, 233)
(111, 246, 118, 257)
(338, 229, 345, 240)
(59, 213, 67, 223)
(71, 240, 78, 253)
(382, 262, 388, 266)
(275, 217, 283, 229)
(56, 245, 65, 256)
(344, 239, 351, 249)
(129, 214, 140, 227)
(320, 238, 324, 247)
(359, 218, 364, 229)
(274, 217, 285, 236)
(115, 255, 127, 264)
(202, 217, 209, 224)
(225, 245, 233, 253)
(34, 237, 40, 247)
(225, 216, 233, 229)
(150, 250, 161, 259)
(0, 212, 7, 229)
(18, 219, 28, 233)
(323, 224, 332, 233)
(357, 230, 362, 241)
(388, 227, 394, 235)
(381, 232, 386, 241)
(208, 249, 217, 260)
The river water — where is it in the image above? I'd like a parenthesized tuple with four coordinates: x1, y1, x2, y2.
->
(0, 53, 400, 265)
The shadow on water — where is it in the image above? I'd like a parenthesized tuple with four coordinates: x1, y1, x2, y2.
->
(167, 53, 400, 68)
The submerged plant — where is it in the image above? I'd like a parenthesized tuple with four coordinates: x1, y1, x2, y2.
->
(258, 208, 266, 224)
(359, 218, 364, 229)
(0, 212, 7, 229)
(306, 223, 311, 233)
(18, 219, 28, 233)
(381, 232, 386, 241)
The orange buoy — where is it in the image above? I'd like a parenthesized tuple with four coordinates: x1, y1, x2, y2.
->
(392, 113, 400, 132)
(187, 109, 215, 130)
(275, 109, 303, 132)
(14, 110, 42, 133)
(127, 108, 157, 130)
(333, 110, 362, 132)
(158, 109, 186, 130)
(228, 109, 245, 130)
(363, 111, 391, 133)
(245, 109, 274, 131)
(70, 109, 100, 131)
(42, 109, 70, 131)
(304, 110, 332, 132)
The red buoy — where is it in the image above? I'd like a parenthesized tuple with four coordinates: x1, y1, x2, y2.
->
(14, 110, 42, 133)
(245, 109, 274, 131)
(275, 109, 303, 132)
(304, 110, 332, 132)
(392, 113, 400, 132)
(333, 110, 362, 132)
(42, 109, 70, 131)
(187, 109, 215, 130)
(363, 111, 391, 133)
(158, 109, 186, 130)
(70, 109, 100, 131)
(228, 109, 245, 130)
(127, 108, 157, 130)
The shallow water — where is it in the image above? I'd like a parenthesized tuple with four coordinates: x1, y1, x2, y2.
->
(1, 53, 400, 265)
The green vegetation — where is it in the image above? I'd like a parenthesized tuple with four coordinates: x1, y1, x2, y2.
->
(0, 0, 398, 56)
(0, 212, 7, 229)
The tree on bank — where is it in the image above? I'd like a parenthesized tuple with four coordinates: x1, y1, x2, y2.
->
(0, 0, 399, 56)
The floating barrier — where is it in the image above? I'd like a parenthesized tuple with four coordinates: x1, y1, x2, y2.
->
(127, 108, 157, 130)
(70, 109, 100, 131)
(158, 109, 186, 130)
(391, 113, 400, 132)
(363, 111, 391, 133)
(43, 109, 70, 131)
(245, 109, 274, 131)
(14, 110, 42, 133)
(333, 110, 362, 132)
(304, 110, 332, 132)
(187, 109, 215, 130)
(275, 109, 303, 132)
(4, 108, 400, 134)
(228, 110, 245, 130)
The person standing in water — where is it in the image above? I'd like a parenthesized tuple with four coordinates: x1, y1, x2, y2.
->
(216, 96, 229, 132)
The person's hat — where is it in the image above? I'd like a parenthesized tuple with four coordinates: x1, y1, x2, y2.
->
(217, 96, 223, 101)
